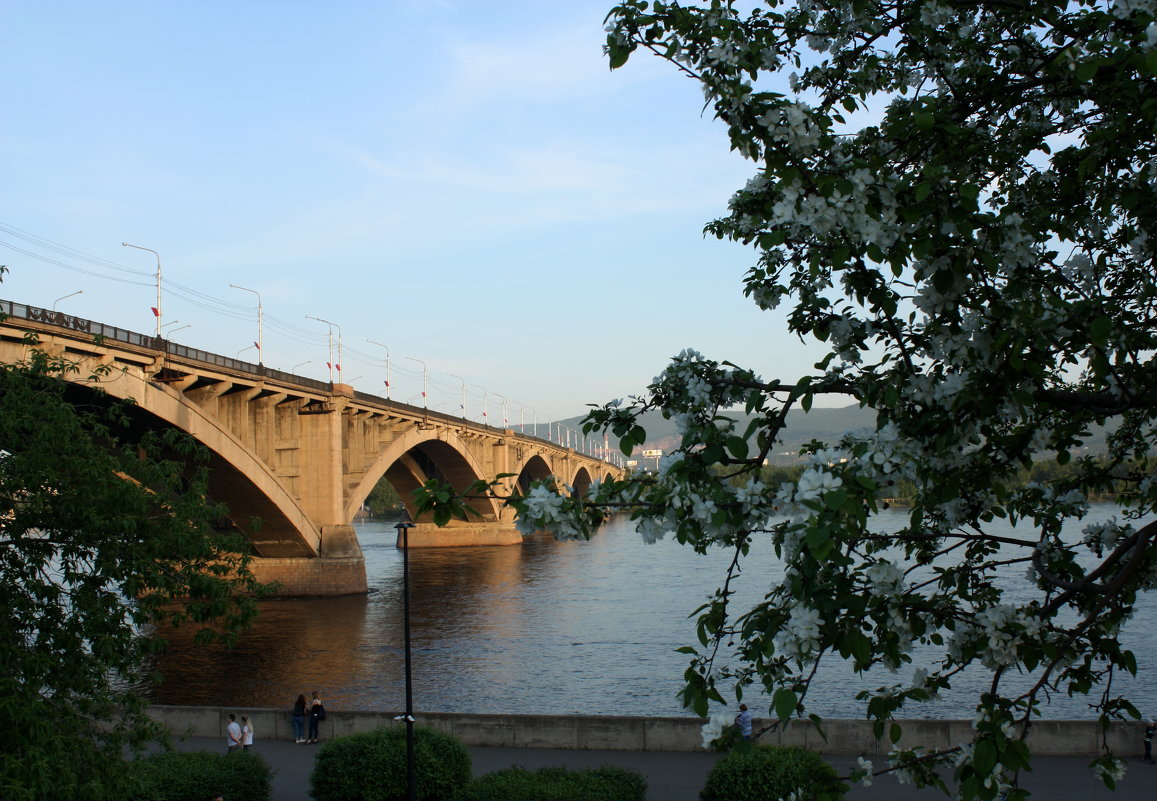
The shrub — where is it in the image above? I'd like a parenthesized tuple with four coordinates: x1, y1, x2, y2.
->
(309, 724, 471, 801)
(700, 745, 846, 801)
(456, 765, 647, 801)
(129, 748, 272, 801)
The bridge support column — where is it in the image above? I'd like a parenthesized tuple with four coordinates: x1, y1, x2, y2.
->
(248, 525, 368, 597)
(398, 522, 523, 548)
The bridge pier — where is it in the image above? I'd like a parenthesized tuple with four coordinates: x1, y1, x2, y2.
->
(248, 524, 368, 597)
(398, 521, 523, 548)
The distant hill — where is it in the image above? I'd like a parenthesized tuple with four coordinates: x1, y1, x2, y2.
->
(561, 403, 877, 464)
(562, 402, 1110, 465)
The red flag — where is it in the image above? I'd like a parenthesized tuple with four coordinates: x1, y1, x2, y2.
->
(150, 307, 159, 317)
(326, 362, 331, 369)
(254, 342, 260, 350)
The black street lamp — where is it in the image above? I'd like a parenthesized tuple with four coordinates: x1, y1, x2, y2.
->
(394, 506, 417, 801)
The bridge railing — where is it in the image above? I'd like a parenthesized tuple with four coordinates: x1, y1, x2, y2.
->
(1, 297, 331, 393)
(2, 298, 611, 461)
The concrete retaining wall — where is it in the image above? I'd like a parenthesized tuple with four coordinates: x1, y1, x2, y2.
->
(148, 706, 1140, 756)
(247, 556, 367, 597)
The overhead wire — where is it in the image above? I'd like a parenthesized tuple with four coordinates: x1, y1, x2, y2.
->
(0, 220, 562, 422)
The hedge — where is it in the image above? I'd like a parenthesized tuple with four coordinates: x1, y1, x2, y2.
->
(456, 765, 647, 801)
(700, 745, 846, 801)
(129, 748, 272, 801)
(309, 724, 471, 801)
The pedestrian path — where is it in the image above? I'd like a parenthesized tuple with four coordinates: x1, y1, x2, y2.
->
(176, 736, 1154, 801)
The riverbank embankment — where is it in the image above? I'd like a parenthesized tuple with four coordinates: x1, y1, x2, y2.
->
(149, 706, 1139, 756)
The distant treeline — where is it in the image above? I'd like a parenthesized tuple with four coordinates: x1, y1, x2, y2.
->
(363, 454, 1137, 519)
(725, 455, 1141, 504)
(364, 479, 404, 517)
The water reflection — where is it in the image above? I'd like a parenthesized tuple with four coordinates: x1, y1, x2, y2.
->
(145, 508, 1157, 719)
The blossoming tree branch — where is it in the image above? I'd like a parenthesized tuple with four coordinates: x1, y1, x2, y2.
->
(417, 0, 1156, 797)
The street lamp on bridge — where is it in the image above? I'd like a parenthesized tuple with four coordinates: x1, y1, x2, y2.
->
(405, 357, 427, 409)
(306, 315, 343, 383)
(446, 373, 466, 418)
(367, 339, 391, 399)
(473, 384, 488, 425)
(493, 393, 508, 430)
(52, 290, 82, 311)
(122, 242, 161, 337)
(230, 283, 264, 366)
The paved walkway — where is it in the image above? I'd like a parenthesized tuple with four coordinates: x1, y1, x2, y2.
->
(176, 737, 1154, 801)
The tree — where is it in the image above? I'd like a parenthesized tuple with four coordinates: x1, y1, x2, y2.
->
(0, 333, 262, 801)
(430, 1, 1157, 798)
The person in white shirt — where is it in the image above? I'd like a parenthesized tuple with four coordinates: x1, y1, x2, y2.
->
(241, 715, 254, 750)
(226, 713, 242, 753)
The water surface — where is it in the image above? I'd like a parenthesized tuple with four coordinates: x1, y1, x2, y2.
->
(145, 506, 1157, 719)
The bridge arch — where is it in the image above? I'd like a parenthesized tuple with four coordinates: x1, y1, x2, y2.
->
(347, 428, 502, 525)
(82, 371, 322, 557)
(571, 466, 594, 498)
(512, 453, 554, 495)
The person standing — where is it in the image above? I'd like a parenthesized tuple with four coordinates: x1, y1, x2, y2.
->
(292, 694, 307, 743)
(734, 704, 753, 741)
(307, 690, 325, 744)
(241, 715, 254, 750)
(225, 713, 242, 753)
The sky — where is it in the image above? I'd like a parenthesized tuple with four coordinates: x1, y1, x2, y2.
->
(0, 1, 829, 423)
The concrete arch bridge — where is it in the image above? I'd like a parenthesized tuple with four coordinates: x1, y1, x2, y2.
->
(0, 299, 622, 595)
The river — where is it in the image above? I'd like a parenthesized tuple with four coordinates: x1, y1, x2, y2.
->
(144, 505, 1157, 720)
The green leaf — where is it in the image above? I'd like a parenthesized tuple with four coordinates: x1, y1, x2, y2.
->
(974, 738, 997, 774)
(1088, 315, 1111, 347)
(774, 688, 798, 720)
(726, 435, 749, 459)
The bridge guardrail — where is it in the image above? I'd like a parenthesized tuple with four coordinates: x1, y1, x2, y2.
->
(1, 297, 332, 392)
(2, 298, 610, 461)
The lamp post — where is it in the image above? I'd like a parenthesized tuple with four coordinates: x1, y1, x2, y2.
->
(526, 407, 536, 437)
(306, 315, 342, 383)
(52, 290, 82, 311)
(229, 284, 263, 365)
(165, 323, 191, 338)
(405, 357, 427, 408)
(122, 242, 161, 337)
(394, 507, 418, 801)
(473, 384, 488, 425)
(446, 373, 466, 418)
(368, 339, 391, 399)
(494, 393, 508, 430)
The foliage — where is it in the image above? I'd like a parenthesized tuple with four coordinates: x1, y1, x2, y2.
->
(701, 745, 846, 801)
(128, 749, 272, 801)
(415, 0, 1157, 798)
(309, 724, 472, 801)
(0, 337, 263, 801)
(365, 477, 403, 517)
(456, 765, 647, 801)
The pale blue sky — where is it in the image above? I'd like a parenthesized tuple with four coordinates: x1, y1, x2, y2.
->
(1, 1, 825, 423)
